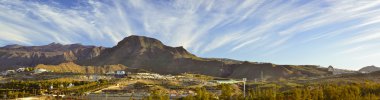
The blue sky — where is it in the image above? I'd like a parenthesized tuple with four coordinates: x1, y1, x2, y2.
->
(1, 0, 380, 70)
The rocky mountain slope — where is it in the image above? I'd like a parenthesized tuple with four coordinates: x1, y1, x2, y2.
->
(0, 35, 331, 80)
(35, 62, 149, 74)
(359, 65, 380, 73)
(0, 43, 105, 70)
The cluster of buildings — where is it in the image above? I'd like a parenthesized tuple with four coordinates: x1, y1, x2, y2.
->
(1, 70, 15, 76)
(1, 67, 27, 76)
(129, 73, 243, 85)
(327, 66, 356, 75)
(211, 78, 243, 84)
(129, 73, 176, 80)
(128, 73, 206, 85)
(1, 67, 49, 76)
(88, 90, 197, 100)
(105, 70, 127, 75)
(83, 72, 243, 99)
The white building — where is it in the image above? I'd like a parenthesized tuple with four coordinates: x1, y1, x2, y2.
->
(328, 66, 356, 75)
(116, 70, 125, 75)
(16, 68, 25, 72)
(34, 68, 48, 74)
(328, 66, 334, 72)
(212, 79, 242, 84)
(1, 70, 16, 76)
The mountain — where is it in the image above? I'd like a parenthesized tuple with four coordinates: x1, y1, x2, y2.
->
(0, 35, 331, 80)
(0, 43, 105, 70)
(80, 35, 198, 65)
(359, 65, 380, 73)
(35, 62, 149, 74)
(204, 58, 245, 64)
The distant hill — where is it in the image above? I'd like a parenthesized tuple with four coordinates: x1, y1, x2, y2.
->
(35, 62, 148, 74)
(359, 65, 380, 73)
(305, 69, 380, 84)
(203, 58, 245, 64)
(0, 35, 331, 80)
(0, 43, 105, 70)
(35, 62, 126, 74)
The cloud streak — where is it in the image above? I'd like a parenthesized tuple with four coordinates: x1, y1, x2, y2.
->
(0, 0, 380, 70)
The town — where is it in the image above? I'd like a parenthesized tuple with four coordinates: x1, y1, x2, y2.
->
(0, 67, 246, 99)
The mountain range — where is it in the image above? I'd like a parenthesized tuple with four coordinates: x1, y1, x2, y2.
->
(0, 35, 332, 80)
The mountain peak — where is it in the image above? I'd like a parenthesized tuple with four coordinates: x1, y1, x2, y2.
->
(48, 42, 63, 46)
(45, 42, 65, 49)
(115, 35, 165, 49)
(362, 65, 378, 69)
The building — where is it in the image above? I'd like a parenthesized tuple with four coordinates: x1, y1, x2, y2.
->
(328, 65, 334, 72)
(114, 70, 126, 78)
(327, 66, 356, 75)
(116, 70, 126, 75)
(16, 68, 25, 72)
(212, 78, 242, 84)
(34, 68, 48, 74)
(1, 70, 16, 76)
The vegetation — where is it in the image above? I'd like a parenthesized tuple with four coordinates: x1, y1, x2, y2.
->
(243, 82, 379, 100)
(182, 73, 214, 80)
(0, 79, 111, 99)
(180, 87, 217, 100)
(176, 81, 380, 100)
(146, 90, 170, 100)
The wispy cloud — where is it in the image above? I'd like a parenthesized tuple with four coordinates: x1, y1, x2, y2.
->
(357, 52, 380, 60)
(338, 46, 367, 55)
(345, 31, 380, 45)
(230, 37, 261, 52)
(1, 0, 380, 69)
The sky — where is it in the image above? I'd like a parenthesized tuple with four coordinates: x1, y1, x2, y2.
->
(1, 0, 380, 70)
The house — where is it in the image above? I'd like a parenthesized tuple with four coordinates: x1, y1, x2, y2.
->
(16, 68, 25, 72)
(115, 70, 126, 78)
(116, 70, 126, 75)
(328, 65, 334, 72)
(1, 70, 16, 76)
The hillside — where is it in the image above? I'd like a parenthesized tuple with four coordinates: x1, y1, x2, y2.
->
(0, 43, 105, 70)
(359, 65, 380, 73)
(35, 62, 128, 74)
(0, 35, 331, 80)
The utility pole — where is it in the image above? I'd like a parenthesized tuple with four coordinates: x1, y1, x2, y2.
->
(243, 78, 247, 98)
(105, 92, 108, 100)
(261, 71, 264, 83)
